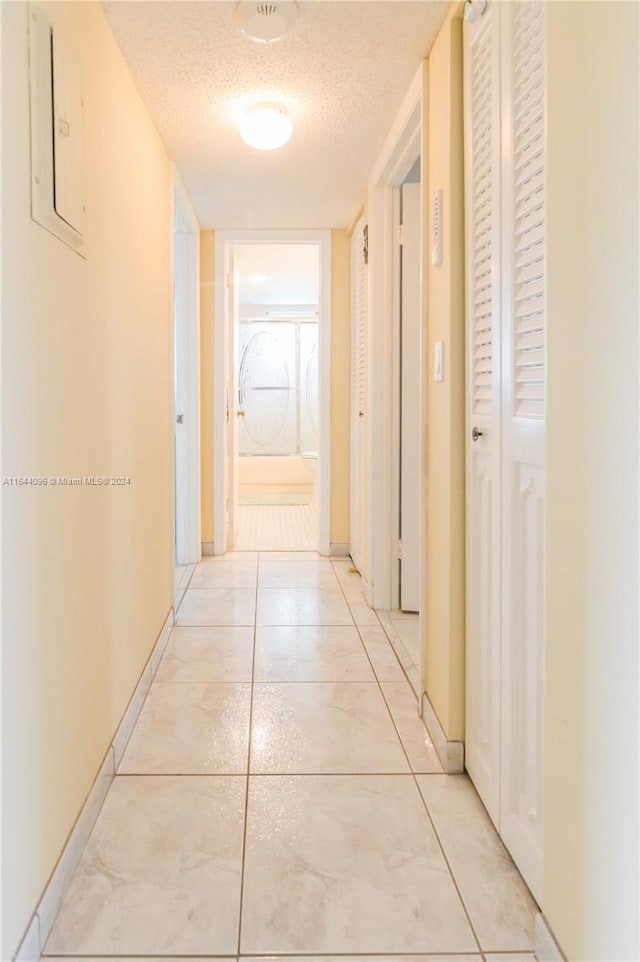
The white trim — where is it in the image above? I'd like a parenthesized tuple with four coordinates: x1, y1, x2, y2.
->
(369, 66, 423, 187)
(112, 608, 173, 767)
(35, 747, 114, 943)
(12, 608, 173, 961)
(214, 230, 332, 556)
(14, 913, 40, 962)
(420, 691, 465, 774)
(366, 185, 394, 608)
(172, 168, 201, 565)
(150, 609, 175, 674)
(390, 189, 402, 611)
(535, 914, 566, 962)
(366, 64, 424, 618)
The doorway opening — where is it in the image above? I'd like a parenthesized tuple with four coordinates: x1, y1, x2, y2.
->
(365, 66, 425, 697)
(172, 171, 200, 609)
(214, 230, 331, 554)
(378, 157, 422, 694)
(235, 244, 319, 549)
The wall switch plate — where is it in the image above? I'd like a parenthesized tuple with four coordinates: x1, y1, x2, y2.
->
(434, 341, 444, 382)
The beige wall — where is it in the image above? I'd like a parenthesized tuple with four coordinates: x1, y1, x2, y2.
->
(543, 3, 639, 959)
(200, 230, 215, 547)
(1, 3, 174, 956)
(330, 229, 351, 545)
(423, 7, 466, 741)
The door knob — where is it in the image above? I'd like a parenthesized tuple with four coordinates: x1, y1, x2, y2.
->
(472, 426, 483, 441)
(176, 414, 184, 424)
(237, 409, 246, 417)
(359, 411, 364, 418)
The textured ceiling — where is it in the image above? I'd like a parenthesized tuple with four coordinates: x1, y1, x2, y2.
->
(104, 1, 449, 229)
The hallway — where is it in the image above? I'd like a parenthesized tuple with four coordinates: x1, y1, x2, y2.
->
(44, 552, 536, 960)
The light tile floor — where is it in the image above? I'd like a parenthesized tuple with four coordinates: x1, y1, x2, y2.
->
(45, 552, 538, 962)
(234, 503, 318, 550)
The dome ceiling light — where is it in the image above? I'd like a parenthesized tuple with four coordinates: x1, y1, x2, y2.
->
(235, 2, 299, 44)
(239, 103, 293, 150)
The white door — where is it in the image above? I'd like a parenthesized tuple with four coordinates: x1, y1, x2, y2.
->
(400, 182, 422, 611)
(350, 216, 367, 574)
(464, 0, 503, 824)
(224, 246, 240, 551)
(464, 0, 546, 902)
(172, 222, 201, 567)
(499, 0, 546, 901)
(173, 228, 188, 564)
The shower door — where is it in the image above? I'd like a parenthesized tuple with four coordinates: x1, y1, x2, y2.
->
(237, 320, 319, 457)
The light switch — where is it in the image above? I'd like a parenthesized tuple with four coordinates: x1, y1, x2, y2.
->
(434, 341, 444, 382)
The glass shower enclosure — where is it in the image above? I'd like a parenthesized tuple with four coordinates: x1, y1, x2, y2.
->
(236, 318, 319, 456)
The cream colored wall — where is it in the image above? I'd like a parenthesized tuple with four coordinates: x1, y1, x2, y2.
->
(423, 7, 466, 741)
(200, 230, 215, 548)
(543, 3, 639, 959)
(330, 229, 351, 545)
(1, 3, 174, 957)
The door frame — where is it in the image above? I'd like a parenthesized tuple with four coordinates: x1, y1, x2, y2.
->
(213, 229, 332, 556)
(172, 167, 201, 566)
(366, 65, 426, 615)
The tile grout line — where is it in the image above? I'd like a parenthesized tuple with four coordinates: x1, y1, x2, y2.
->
(235, 550, 261, 958)
(332, 558, 485, 956)
(330, 559, 422, 777)
(247, 768, 433, 777)
(42, 950, 498, 958)
(411, 769, 485, 957)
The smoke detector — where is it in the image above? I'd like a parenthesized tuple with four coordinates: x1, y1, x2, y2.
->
(235, 2, 299, 43)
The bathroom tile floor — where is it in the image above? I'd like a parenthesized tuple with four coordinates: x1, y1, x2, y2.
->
(234, 503, 318, 550)
(44, 553, 538, 962)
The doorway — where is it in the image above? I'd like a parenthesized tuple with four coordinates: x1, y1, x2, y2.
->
(365, 66, 426, 696)
(172, 171, 201, 609)
(214, 230, 331, 555)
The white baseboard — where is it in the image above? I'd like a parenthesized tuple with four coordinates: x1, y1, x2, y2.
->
(13, 607, 173, 962)
(330, 543, 351, 557)
(14, 915, 40, 962)
(36, 747, 114, 943)
(112, 662, 153, 769)
(535, 913, 566, 962)
(149, 610, 174, 677)
(420, 691, 465, 773)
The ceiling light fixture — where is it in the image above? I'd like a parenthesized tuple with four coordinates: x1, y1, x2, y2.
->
(239, 103, 293, 150)
(235, 1, 299, 44)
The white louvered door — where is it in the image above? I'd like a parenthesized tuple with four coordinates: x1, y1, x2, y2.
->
(464, 0, 546, 901)
(500, 0, 545, 901)
(464, 0, 503, 824)
(350, 216, 367, 574)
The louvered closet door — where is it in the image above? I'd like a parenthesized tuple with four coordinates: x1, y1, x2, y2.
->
(463, 0, 503, 825)
(499, 0, 546, 901)
(350, 217, 367, 574)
